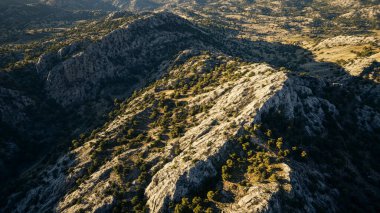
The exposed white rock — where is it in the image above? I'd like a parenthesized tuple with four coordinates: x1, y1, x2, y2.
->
(340, 5, 380, 20)
(344, 57, 377, 77)
(326, 0, 360, 8)
(145, 63, 338, 212)
(314, 36, 377, 49)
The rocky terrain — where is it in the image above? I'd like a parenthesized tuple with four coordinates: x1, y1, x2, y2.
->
(36, 12, 215, 106)
(0, 0, 380, 213)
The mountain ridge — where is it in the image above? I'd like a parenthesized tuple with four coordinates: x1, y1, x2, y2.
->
(0, 0, 379, 212)
(1, 11, 379, 212)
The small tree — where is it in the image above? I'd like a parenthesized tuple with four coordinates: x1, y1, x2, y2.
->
(192, 197, 202, 205)
(301, 151, 307, 158)
(131, 196, 139, 206)
(268, 174, 277, 182)
(193, 205, 203, 213)
(265, 129, 272, 137)
(276, 141, 283, 150)
(181, 198, 190, 206)
(226, 159, 234, 168)
(174, 204, 184, 213)
(253, 123, 261, 131)
(267, 139, 274, 147)
(242, 142, 250, 151)
(149, 110, 157, 119)
(222, 165, 231, 181)
(207, 191, 215, 200)
(205, 207, 213, 213)
(127, 129, 135, 138)
(72, 139, 80, 148)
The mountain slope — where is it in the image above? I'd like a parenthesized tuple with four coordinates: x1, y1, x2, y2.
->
(36, 12, 215, 106)
(40, 0, 116, 10)
(2, 12, 380, 213)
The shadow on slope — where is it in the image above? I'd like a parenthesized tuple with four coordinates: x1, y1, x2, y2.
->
(258, 76, 380, 211)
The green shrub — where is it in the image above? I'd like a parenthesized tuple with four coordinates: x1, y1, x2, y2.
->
(207, 191, 215, 200)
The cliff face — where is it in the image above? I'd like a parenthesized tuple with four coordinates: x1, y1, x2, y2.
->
(36, 12, 213, 106)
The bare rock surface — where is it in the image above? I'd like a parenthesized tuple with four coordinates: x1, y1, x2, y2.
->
(314, 36, 377, 49)
(36, 12, 212, 106)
